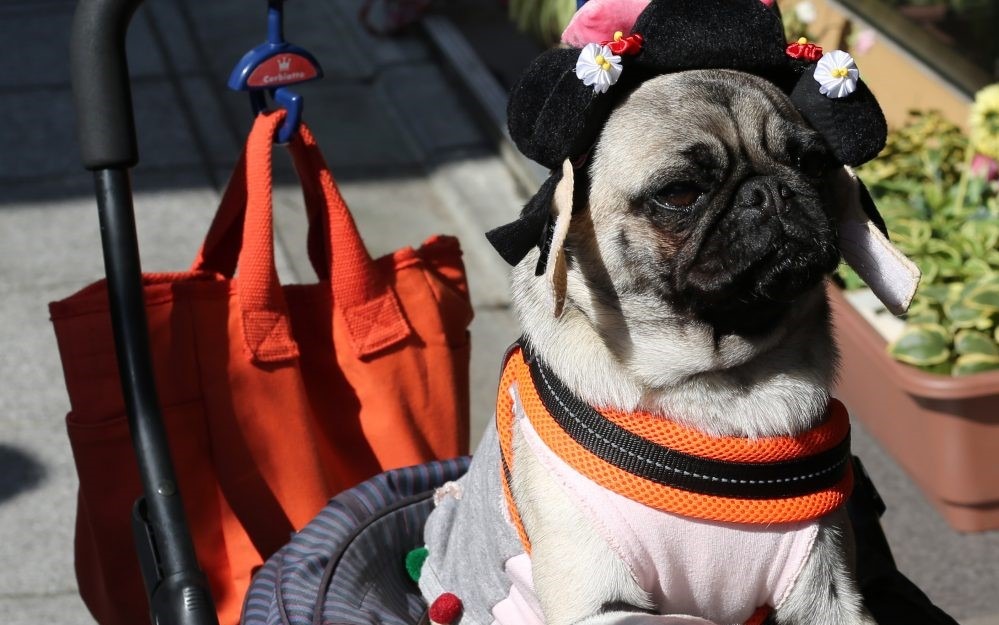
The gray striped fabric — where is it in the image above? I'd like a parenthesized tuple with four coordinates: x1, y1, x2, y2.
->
(242, 457, 471, 625)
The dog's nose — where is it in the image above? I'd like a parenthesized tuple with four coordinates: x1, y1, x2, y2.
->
(736, 177, 789, 217)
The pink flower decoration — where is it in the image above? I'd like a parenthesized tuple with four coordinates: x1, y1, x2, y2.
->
(561, 0, 650, 47)
(971, 153, 999, 181)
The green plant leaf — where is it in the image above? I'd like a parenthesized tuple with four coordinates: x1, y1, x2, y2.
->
(960, 273, 999, 301)
(925, 239, 962, 267)
(853, 108, 999, 373)
(923, 182, 947, 212)
(889, 219, 932, 252)
(906, 308, 941, 324)
(964, 175, 989, 206)
(947, 283, 967, 303)
(917, 284, 950, 304)
(837, 263, 865, 291)
(959, 219, 999, 248)
(920, 362, 954, 375)
(952, 354, 999, 376)
(964, 257, 994, 278)
(905, 297, 941, 324)
(916, 257, 940, 284)
(964, 284, 999, 312)
(887, 324, 952, 366)
(978, 309, 997, 330)
(908, 296, 936, 313)
(952, 235, 985, 259)
(944, 301, 989, 330)
(954, 330, 999, 356)
(508, 0, 575, 44)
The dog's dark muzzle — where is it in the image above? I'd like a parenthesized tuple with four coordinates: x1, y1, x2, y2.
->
(735, 175, 795, 219)
(675, 179, 839, 332)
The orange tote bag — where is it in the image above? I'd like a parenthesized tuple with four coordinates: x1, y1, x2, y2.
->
(49, 110, 472, 625)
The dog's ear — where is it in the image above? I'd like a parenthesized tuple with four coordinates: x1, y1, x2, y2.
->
(830, 166, 920, 316)
(545, 160, 576, 318)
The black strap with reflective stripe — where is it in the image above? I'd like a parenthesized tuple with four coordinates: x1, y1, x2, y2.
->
(521, 343, 851, 500)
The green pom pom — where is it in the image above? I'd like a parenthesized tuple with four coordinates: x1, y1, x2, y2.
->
(405, 546, 429, 582)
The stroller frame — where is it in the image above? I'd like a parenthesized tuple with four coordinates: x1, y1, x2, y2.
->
(70, 1, 218, 623)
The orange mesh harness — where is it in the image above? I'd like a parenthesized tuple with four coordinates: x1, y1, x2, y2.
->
(497, 342, 853, 544)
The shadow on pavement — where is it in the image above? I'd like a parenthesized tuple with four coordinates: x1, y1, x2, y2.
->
(0, 444, 47, 504)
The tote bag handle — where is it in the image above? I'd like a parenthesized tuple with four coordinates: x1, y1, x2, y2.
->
(192, 111, 412, 363)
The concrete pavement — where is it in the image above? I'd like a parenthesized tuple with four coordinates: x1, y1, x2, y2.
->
(0, 0, 995, 623)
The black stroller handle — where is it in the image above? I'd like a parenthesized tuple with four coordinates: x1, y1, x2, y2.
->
(70, 0, 141, 169)
(70, 1, 219, 624)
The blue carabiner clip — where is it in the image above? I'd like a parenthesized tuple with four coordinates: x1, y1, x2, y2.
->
(228, 0, 323, 143)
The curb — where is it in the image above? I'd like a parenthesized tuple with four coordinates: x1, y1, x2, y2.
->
(420, 15, 549, 194)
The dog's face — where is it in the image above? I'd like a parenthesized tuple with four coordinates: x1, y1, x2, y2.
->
(513, 68, 854, 430)
(585, 69, 841, 335)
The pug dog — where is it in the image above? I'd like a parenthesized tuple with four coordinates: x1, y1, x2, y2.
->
(420, 44, 919, 625)
(509, 69, 871, 625)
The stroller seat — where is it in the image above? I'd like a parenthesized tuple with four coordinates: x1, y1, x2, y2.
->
(242, 457, 470, 625)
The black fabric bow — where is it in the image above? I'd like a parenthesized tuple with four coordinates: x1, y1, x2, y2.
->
(486, 168, 564, 271)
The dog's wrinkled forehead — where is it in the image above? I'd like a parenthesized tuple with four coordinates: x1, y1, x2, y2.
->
(592, 70, 816, 198)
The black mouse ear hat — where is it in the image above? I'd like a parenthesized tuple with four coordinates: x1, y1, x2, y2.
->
(491, 0, 889, 267)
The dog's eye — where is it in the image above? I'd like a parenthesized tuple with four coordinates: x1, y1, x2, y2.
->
(796, 149, 830, 179)
(653, 182, 704, 210)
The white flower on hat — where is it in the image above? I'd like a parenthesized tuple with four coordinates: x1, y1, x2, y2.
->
(576, 43, 623, 94)
(814, 50, 860, 99)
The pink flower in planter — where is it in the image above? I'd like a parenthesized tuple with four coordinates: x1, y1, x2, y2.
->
(970, 153, 999, 181)
(852, 29, 877, 55)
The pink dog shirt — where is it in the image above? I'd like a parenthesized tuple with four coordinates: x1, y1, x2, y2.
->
(490, 396, 820, 625)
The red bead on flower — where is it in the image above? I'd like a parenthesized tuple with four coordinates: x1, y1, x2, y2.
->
(602, 31, 644, 56)
(786, 37, 823, 62)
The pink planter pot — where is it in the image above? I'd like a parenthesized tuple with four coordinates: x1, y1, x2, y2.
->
(829, 285, 999, 532)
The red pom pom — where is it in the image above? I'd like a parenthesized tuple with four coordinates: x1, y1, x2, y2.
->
(429, 593, 463, 625)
